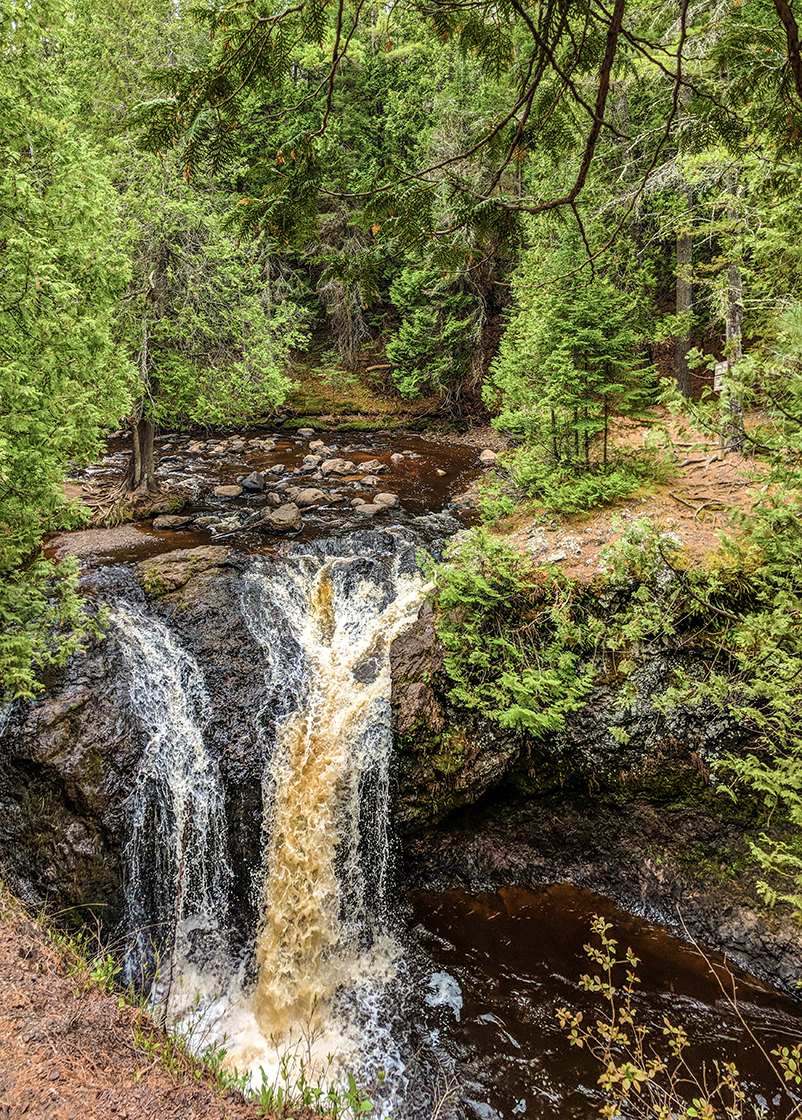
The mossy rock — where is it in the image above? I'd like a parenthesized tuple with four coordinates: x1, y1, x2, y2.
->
(138, 546, 233, 596)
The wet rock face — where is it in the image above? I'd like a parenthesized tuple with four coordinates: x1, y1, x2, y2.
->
(0, 554, 271, 934)
(0, 634, 132, 924)
(390, 603, 525, 830)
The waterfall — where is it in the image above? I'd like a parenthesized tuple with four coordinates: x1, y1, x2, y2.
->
(114, 535, 428, 1109)
(114, 605, 230, 982)
(241, 543, 427, 1040)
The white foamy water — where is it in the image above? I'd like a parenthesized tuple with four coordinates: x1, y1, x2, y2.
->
(114, 606, 230, 982)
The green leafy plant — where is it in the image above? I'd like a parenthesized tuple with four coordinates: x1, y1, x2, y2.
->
(423, 528, 594, 734)
(558, 916, 802, 1119)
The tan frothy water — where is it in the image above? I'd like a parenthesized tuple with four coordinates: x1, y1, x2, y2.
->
(252, 556, 427, 1040)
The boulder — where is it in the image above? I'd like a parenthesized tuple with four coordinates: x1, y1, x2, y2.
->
(153, 514, 195, 529)
(320, 458, 357, 476)
(149, 497, 186, 515)
(241, 472, 266, 491)
(373, 492, 399, 509)
(138, 546, 233, 594)
(479, 449, 498, 463)
(213, 484, 243, 498)
(295, 488, 326, 508)
(261, 502, 302, 532)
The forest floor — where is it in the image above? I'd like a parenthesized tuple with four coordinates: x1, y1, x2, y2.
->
(496, 407, 770, 581)
(0, 890, 316, 1120)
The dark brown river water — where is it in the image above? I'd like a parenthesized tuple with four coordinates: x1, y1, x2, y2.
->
(407, 884, 802, 1120)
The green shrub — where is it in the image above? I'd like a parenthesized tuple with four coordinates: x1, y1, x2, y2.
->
(423, 529, 594, 734)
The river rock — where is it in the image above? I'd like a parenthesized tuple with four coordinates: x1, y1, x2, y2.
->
(261, 503, 302, 532)
(302, 455, 322, 469)
(153, 514, 195, 529)
(267, 463, 286, 476)
(241, 472, 266, 491)
(266, 492, 281, 506)
(297, 427, 315, 438)
(321, 458, 357, 477)
(355, 503, 384, 517)
(361, 475, 379, 487)
(373, 492, 399, 509)
(138, 545, 233, 594)
(213, 484, 244, 498)
(479, 449, 497, 463)
(360, 459, 389, 473)
(295, 488, 326, 508)
(390, 453, 404, 464)
(309, 440, 326, 451)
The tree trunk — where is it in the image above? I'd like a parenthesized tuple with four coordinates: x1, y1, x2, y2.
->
(120, 417, 159, 496)
(675, 219, 693, 398)
(725, 174, 746, 451)
(674, 83, 693, 399)
(119, 242, 168, 496)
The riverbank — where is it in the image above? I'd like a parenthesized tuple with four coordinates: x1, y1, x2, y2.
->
(0, 887, 284, 1120)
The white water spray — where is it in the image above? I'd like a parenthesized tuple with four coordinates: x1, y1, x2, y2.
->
(115, 606, 230, 981)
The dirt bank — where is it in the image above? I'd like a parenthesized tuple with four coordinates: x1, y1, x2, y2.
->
(0, 890, 298, 1120)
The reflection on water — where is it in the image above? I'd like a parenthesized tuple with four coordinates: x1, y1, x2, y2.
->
(407, 884, 802, 1120)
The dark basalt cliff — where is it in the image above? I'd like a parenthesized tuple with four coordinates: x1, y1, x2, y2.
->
(389, 600, 751, 826)
(0, 547, 269, 932)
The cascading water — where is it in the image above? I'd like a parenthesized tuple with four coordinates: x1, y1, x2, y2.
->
(120, 535, 429, 1110)
(114, 605, 231, 983)
(242, 543, 427, 1040)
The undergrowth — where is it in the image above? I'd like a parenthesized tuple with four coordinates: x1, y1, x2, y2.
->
(558, 916, 802, 1119)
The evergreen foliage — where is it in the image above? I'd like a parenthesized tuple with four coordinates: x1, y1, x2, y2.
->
(423, 531, 594, 734)
(386, 268, 479, 399)
(0, 0, 133, 695)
